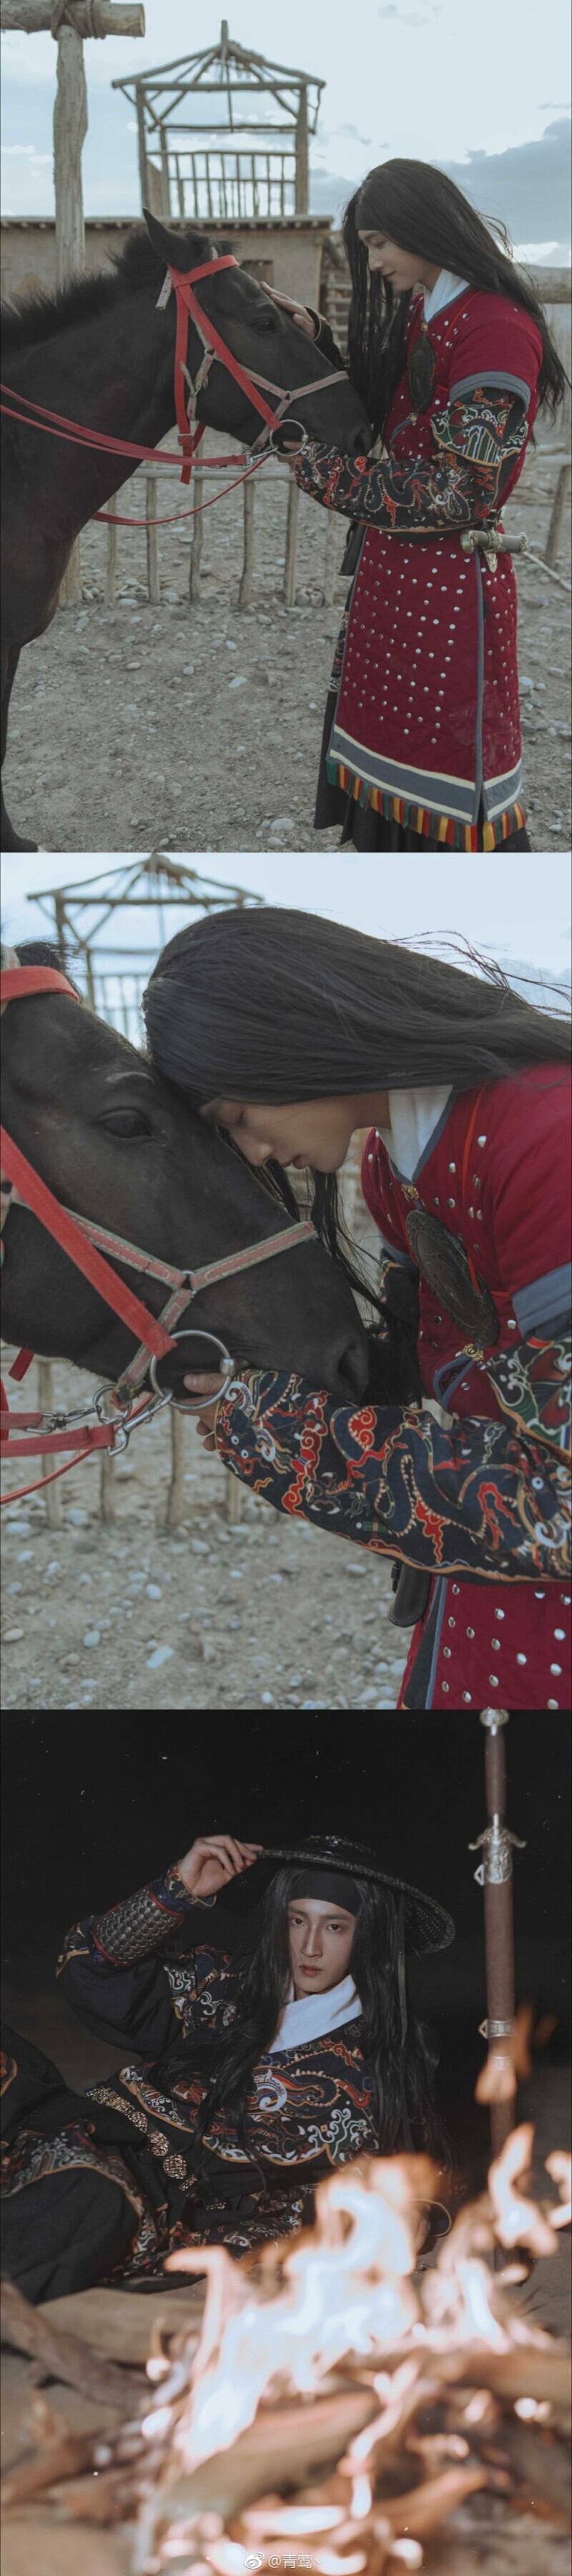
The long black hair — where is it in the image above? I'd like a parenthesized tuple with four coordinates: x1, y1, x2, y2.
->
(172, 1868, 450, 2192)
(342, 158, 568, 434)
(143, 907, 570, 1405)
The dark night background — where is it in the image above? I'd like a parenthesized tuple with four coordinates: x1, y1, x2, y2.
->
(1, 1714, 570, 2183)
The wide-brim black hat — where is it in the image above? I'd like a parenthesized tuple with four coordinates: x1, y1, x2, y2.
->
(248, 1834, 454, 1956)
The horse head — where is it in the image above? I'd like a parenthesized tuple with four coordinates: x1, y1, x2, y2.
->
(1, 944, 369, 1405)
(143, 208, 371, 457)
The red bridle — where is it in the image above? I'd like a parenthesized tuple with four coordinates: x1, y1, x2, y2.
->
(0, 253, 348, 497)
(0, 952, 315, 1503)
(162, 253, 348, 484)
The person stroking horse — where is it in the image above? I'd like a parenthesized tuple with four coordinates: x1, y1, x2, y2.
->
(0, 213, 370, 854)
(1, 941, 371, 1470)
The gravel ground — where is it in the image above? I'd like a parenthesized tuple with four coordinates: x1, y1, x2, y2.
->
(1, 1348, 410, 1712)
(4, 434, 571, 856)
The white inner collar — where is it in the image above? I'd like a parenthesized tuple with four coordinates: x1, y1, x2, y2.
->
(377, 1085, 453, 1182)
(267, 1970, 362, 2054)
(422, 270, 469, 323)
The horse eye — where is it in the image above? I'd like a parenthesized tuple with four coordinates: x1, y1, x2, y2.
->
(102, 1110, 151, 1137)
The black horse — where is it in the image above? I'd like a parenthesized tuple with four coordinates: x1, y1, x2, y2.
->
(1, 943, 370, 1408)
(1, 211, 370, 852)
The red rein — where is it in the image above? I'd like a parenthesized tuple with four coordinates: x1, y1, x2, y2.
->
(0, 254, 295, 529)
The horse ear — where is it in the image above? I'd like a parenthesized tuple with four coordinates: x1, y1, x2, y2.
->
(143, 207, 209, 274)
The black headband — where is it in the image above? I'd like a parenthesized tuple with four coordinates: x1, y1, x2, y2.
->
(290, 1868, 361, 1916)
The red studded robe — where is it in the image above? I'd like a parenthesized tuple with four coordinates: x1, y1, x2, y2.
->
(295, 288, 543, 850)
(208, 1064, 571, 1712)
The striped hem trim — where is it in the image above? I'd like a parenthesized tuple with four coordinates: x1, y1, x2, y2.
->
(328, 760, 526, 852)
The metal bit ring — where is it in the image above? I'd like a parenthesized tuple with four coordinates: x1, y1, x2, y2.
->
(149, 1327, 237, 1412)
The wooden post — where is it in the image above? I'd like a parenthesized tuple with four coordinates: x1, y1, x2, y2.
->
(59, 536, 82, 605)
(189, 469, 204, 600)
(283, 474, 300, 606)
(104, 490, 118, 603)
(295, 82, 309, 215)
(545, 458, 571, 567)
(54, 24, 84, 602)
(322, 509, 339, 605)
(0, 3, 144, 600)
(164, 1407, 186, 1530)
(239, 473, 255, 606)
(145, 469, 160, 603)
(99, 1446, 117, 1522)
(1, 3, 144, 26)
(225, 1465, 242, 1525)
(54, 21, 87, 285)
(36, 1360, 63, 1527)
(159, 122, 171, 218)
(134, 74, 149, 208)
(54, 892, 67, 970)
(84, 945, 97, 1013)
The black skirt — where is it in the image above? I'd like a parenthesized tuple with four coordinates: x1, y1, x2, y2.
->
(314, 688, 531, 854)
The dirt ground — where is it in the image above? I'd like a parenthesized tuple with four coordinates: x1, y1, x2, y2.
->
(4, 434, 571, 856)
(1, 1345, 411, 1713)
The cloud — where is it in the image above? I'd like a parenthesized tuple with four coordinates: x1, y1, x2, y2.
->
(438, 116, 572, 253)
(334, 124, 373, 143)
(1, 141, 50, 157)
(311, 114, 572, 247)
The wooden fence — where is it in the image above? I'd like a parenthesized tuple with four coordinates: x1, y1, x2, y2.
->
(61, 455, 345, 611)
(59, 437, 571, 615)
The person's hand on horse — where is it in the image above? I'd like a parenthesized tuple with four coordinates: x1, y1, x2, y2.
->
(178, 1833, 264, 1896)
(262, 286, 317, 462)
(262, 283, 317, 339)
(183, 1367, 227, 1450)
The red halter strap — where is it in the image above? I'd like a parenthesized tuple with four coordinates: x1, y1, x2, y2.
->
(167, 255, 281, 484)
(0, 965, 176, 1365)
(0, 954, 317, 1503)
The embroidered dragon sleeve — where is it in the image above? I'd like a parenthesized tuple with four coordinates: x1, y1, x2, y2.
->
(483, 1319, 571, 1458)
(293, 386, 528, 535)
(212, 1365, 571, 1582)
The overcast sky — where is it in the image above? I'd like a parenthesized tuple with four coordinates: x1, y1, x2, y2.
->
(1, 0, 571, 255)
(2, 853, 571, 1002)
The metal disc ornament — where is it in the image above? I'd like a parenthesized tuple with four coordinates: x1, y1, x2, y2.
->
(405, 1207, 500, 1346)
(407, 327, 437, 414)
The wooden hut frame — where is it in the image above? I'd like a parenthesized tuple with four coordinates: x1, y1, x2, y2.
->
(112, 18, 324, 223)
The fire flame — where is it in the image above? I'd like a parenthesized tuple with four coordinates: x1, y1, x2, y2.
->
(159, 2131, 568, 2479)
(2, 2130, 569, 2576)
